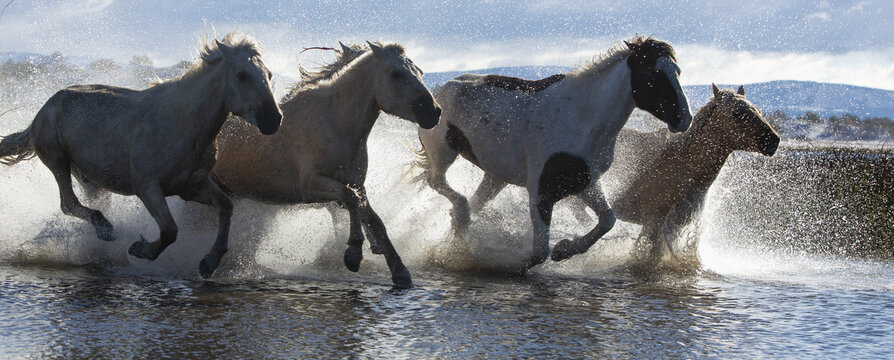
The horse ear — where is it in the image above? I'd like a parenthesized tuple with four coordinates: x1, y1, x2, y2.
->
(367, 41, 385, 57)
(624, 40, 638, 51)
(339, 41, 350, 54)
(216, 39, 234, 59)
(737, 85, 746, 96)
(712, 83, 720, 97)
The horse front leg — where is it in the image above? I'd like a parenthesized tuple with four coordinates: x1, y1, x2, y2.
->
(551, 182, 616, 262)
(526, 191, 554, 270)
(128, 182, 178, 261)
(356, 185, 412, 288)
(468, 172, 506, 214)
(178, 178, 234, 278)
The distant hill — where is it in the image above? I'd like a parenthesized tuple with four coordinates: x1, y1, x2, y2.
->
(0, 52, 93, 66)
(424, 67, 894, 119)
(685, 81, 894, 119)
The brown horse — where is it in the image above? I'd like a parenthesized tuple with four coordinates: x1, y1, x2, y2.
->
(573, 84, 780, 262)
(211, 42, 440, 288)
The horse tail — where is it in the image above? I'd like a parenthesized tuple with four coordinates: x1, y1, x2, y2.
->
(403, 141, 432, 189)
(0, 125, 36, 166)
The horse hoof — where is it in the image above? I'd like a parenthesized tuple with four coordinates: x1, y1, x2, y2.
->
(343, 246, 363, 272)
(95, 226, 115, 242)
(392, 269, 413, 289)
(199, 258, 215, 279)
(551, 239, 577, 262)
(525, 254, 548, 270)
(199, 249, 227, 279)
(91, 213, 115, 242)
(127, 237, 156, 260)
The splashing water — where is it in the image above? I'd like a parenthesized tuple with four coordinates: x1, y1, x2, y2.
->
(1, 71, 893, 358)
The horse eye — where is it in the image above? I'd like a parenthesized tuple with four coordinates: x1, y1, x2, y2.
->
(391, 71, 403, 79)
(236, 71, 247, 81)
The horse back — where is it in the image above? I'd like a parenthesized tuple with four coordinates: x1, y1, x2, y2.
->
(432, 76, 542, 185)
(30, 85, 167, 194)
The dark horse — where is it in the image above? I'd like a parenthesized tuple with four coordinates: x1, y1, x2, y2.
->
(0, 32, 282, 277)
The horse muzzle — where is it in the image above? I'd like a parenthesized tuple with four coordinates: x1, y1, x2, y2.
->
(255, 101, 283, 135)
(667, 109, 692, 133)
(412, 96, 441, 130)
(759, 133, 780, 156)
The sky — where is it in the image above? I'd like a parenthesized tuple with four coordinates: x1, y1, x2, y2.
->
(0, 0, 892, 89)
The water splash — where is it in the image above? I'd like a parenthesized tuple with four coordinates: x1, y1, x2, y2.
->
(0, 66, 890, 286)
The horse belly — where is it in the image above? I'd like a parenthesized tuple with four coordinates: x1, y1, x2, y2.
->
(61, 140, 135, 195)
(448, 114, 528, 186)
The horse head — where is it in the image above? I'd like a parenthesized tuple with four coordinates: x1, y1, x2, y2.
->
(366, 42, 441, 130)
(711, 84, 780, 156)
(214, 35, 282, 135)
(626, 38, 692, 133)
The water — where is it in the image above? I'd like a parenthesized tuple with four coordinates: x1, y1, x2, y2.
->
(2, 261, 893, 358)
(0, 116, 892, 358)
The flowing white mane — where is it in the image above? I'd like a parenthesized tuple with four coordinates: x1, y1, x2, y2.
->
(283, 42, 406, 102)
(151, 31, 264, 87)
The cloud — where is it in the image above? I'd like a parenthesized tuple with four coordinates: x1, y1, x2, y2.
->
(848, 1, 870, 13)
(674, 45, 894, 90)
(1, 1, 893, 91)
(358, 39, 894, 91)
(805, 11, 831, 21)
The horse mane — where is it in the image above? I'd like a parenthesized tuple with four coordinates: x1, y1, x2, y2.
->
(282, 42, 406, 102)
(149, 31, 264, 88)
(668, 89, 735, 151)
(570, 35, 676, 79)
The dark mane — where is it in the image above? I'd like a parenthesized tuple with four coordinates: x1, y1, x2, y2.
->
(481, 74, 566, 93)
(571, 36, 675, 79)
(626, 36, 676, 68)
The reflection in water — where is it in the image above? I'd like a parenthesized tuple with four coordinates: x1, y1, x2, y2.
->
(1, 264, 892, 358)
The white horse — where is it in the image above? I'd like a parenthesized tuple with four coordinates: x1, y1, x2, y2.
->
(414, 36, 692, 270)
(0, 32, 282, 278)
(211, 42, 440, 288)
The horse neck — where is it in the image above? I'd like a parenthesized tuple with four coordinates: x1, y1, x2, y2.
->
(326, 57, 381, 146)
(567, 60, 637, 153)
(159, 63, 229, 143)
(666, 111, 736, 186)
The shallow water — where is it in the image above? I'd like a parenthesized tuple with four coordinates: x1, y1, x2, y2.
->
(1, 117, 892, 358)
(2, 258, 893, 359)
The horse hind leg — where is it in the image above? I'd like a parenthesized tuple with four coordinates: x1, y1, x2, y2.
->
(419, 130, 470, 228)
(468, 172, 506, 215)
(41, 154, 114, 241)
(178, 179, 234, 278)
(428, 163, 470, 229)
(127, 183, 178, 261)
(551, 184, 616, 262)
